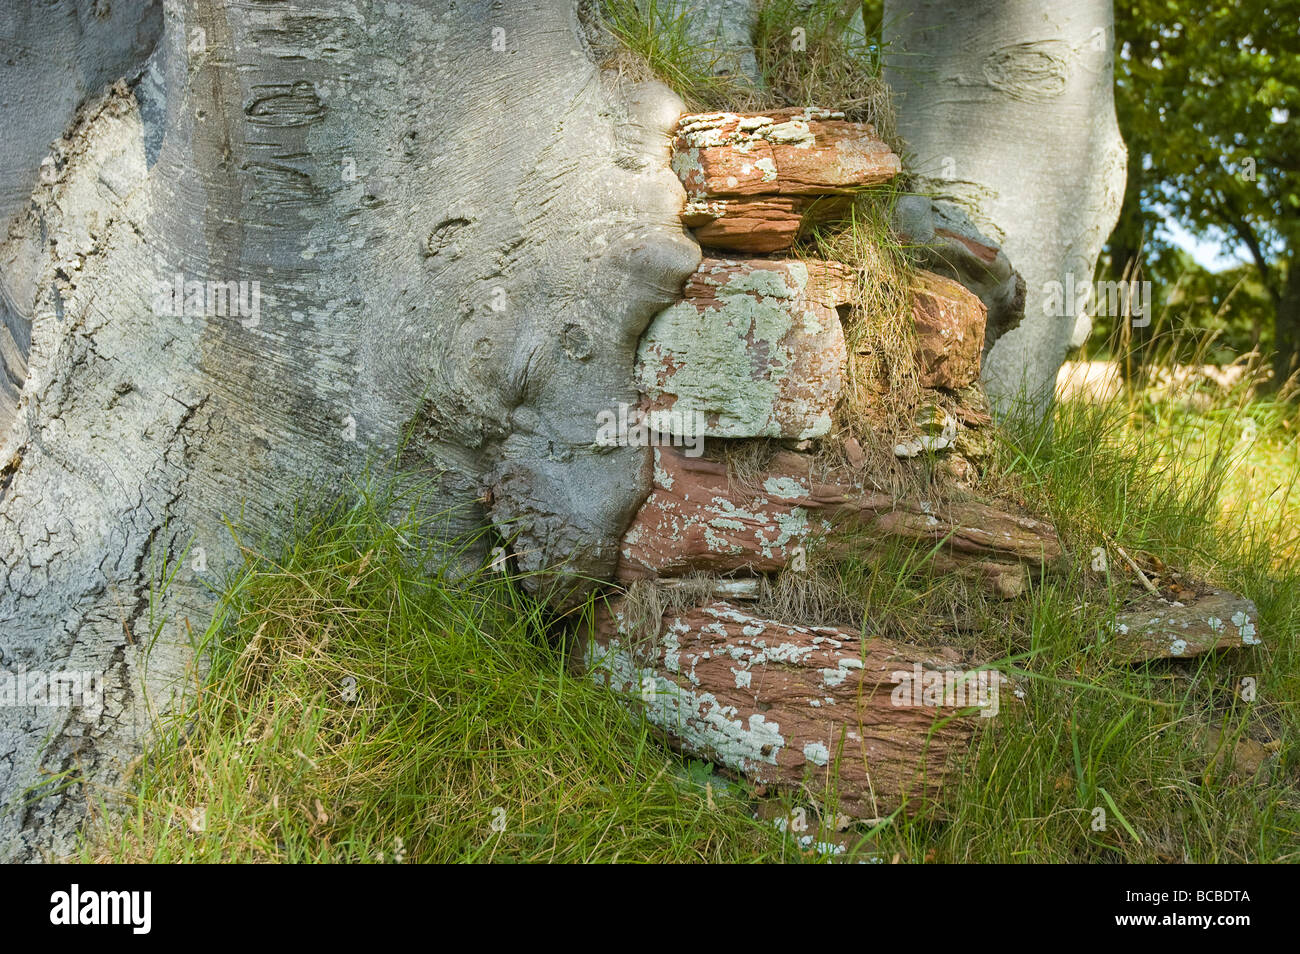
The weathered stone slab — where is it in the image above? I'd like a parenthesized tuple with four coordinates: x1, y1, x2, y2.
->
(635, 257, 853, 440)
(672, 109, 900, 252)
(911, 270, 987, 389)
(673, 108, 901, 197)
(587, 599, 987, 816)
(1109, 589, 1262, 661)
(891, 195, 1025, 356)
(686, 195, 850, 254)
(617, 447, 1062, 596)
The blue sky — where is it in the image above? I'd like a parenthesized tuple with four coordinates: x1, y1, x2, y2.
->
(1161, 217, 1249, 272)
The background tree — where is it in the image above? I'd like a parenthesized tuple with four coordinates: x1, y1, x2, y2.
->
(1103, 0, 1300, 383)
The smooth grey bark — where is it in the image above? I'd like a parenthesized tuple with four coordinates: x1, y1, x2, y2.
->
(0, 0, 165, 428)
(0, 1, 164, 230)
(0, 0, 695, 861)
(679, 0, 761, 85)
(883, 0, 1127, 416)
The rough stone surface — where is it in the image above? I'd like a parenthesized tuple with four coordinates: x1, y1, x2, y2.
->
(617, 447, 1062, 595)
(587, 599, 981, 816)
(635, 257, 853, 439)
(688, 195, 849, 254)
(911, 270, 988, 390)
(673, 108, 900, 251)
(892, 195, 1025, 357)
(1109, 590, 1262, 662)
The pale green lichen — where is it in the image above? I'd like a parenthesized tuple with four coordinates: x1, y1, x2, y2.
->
(802, 742, 830, 766)
(585, 636, 786, 776)
(765, 120, 813, 146)
(636, 292, 790, 437)
(702, 525, 745, 555)
(709, 517, 746, 532)
(797, 412, 833, 440)
(639, 262, 835, 441)
(718, 261, 806, 300)
(753, 640, 817, 665)
(799, 107, 844, 121)
(821, 667, 848, 687)
(753, 507, 810, 557)
(671, 146, 705, 190)
(682, 198, 726, 221)
(652, 449, 674, 491)
(762, 476, 807, 499)
(662, 618, 687, 674)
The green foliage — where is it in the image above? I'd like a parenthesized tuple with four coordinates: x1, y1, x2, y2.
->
(1116, 1, 1298, 249)
(1091, 250, 1276, 363)
(1107, 0, 1300, 374)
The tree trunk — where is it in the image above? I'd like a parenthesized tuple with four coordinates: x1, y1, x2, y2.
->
(0, 0, 696, 861)
(882, 0, 1127, 417)
(1272, 256, 1300, 388)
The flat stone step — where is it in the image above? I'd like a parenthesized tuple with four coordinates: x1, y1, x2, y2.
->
(617, 446, 1063, 597)
(586, 598, 990, 817)
(1109, 589, 1262, 661)
(673, 108, 901, 252)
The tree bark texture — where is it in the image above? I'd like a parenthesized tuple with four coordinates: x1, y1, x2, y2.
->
(883, 0, 1128, 415)
(0, 0, 695, 860)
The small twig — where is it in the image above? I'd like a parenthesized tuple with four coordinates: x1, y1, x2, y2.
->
(1105, 536, 1159, 595)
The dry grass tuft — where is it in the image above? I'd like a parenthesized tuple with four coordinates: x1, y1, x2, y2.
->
(751, 0, 898, 147)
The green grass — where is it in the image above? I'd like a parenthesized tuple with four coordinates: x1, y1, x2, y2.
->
(888, 379, 1300, 862)
(86, 374, 1300, 863)
(594, 0, 897, 141)
(595, 0, 748, 109)
(753, 0, 897, 139)
(757, 372, 1299, 862)
(84, 485, 804, 863)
